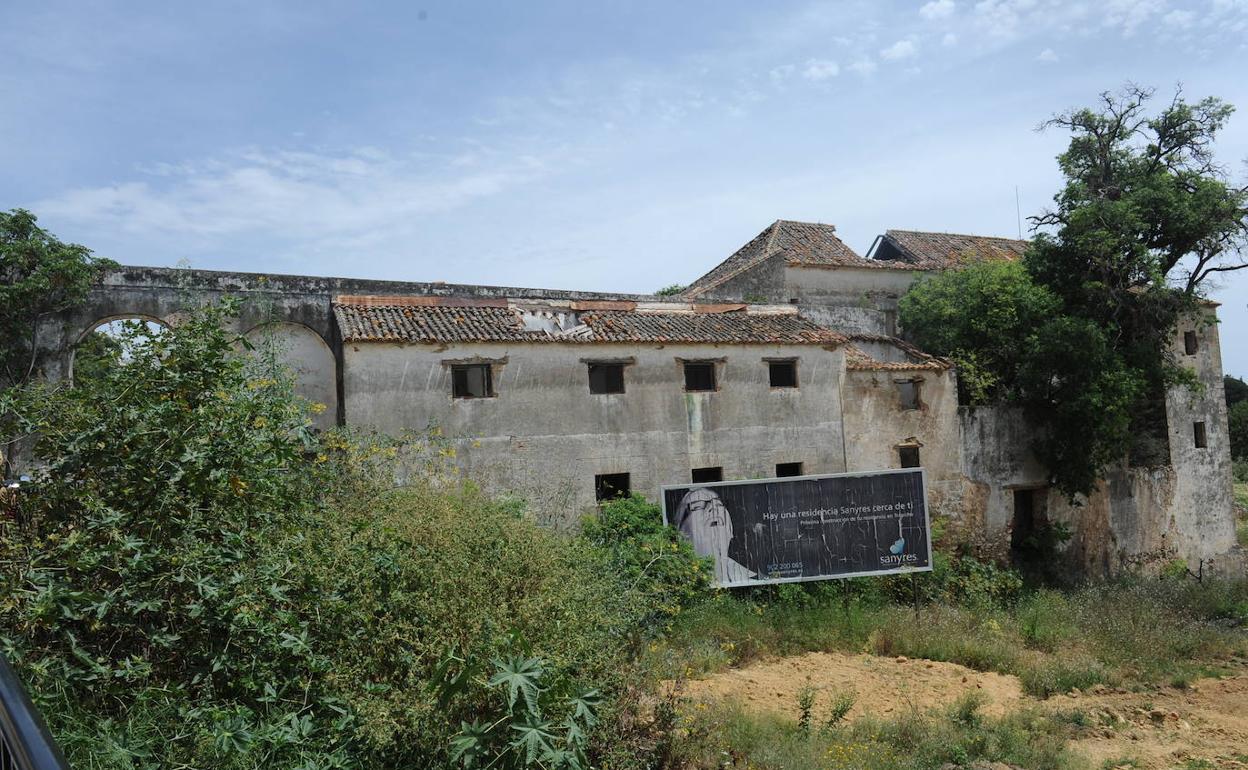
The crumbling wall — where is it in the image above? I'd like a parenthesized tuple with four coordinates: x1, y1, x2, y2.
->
(841, 367, 963, 522)
(958, 396, 1237, 576)
(1159, 308, 1237, 568)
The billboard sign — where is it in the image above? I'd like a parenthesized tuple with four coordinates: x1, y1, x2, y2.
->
(661, 469, 931, 588)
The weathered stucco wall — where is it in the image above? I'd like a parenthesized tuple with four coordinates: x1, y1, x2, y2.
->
(784, 265, 921, 300)
(956, 313, 1237, 576)
(342, 340, 849, 522)
(841, 367, 964, 521)
(697, 254, 789, 303)
(243, 322, 339, 430)
(693, 262, 902, 335)
(1161, 309, 1237, 565)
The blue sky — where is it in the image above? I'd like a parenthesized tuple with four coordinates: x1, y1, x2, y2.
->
(3, 0, 1247, 374)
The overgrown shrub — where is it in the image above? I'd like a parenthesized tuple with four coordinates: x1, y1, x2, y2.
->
(0, 303, 345, 768)
(580, 493, 712, 624)
(305, 480, 647, 767)
(880, 552, 1024, 610)
(0, 303, 649, 769)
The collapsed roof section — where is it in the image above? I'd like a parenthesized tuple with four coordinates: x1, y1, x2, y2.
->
(842, 333, 952, 372)
(333, 295, 848, 346)
(872, 230, 1029, 269)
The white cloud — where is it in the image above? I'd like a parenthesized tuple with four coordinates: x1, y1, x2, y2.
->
(880, 39, 919, 60)
(920, 0, 956, 20)
(1101, 0, 1165, 35)
(1163, 9, 1194, 27)
(801, 58, 840, 80)
(769, 63, 796, 84)
(942, 31, 959, 45)
(848, 58, 878, 75)
(37, 146, 548, 248)
(1036, 47, 1059, 62)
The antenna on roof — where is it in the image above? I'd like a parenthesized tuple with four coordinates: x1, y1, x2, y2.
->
(1014, 186, 1023, 240)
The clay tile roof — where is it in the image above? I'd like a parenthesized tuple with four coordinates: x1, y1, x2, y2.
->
(684, 220, 912, 298)
(334, 302, 536, 343)
(843, 333, 951, 371)
(881, 230, 1029, 270)
(333, 297, 847, 346)
(578, 311, 846, 345)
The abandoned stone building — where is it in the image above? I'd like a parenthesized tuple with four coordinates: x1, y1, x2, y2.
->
(40, 220, 1237, 576)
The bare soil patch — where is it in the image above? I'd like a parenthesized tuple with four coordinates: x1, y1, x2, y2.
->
(682, 650, 1026, 720)
(683, 652, 1248, 768)
(1053, 674, 1248, 769)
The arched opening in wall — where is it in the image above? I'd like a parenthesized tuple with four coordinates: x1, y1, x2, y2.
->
(243, 322, 338, 431)
(70, 316, 168, 385)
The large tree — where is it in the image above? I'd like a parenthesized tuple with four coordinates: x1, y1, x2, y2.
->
(1029, 86, 1247, 466)
(903, 85, 1247, 498)
(0, 209, 114, 390)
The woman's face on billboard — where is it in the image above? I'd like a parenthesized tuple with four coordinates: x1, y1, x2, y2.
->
(681, 489, 733, 559)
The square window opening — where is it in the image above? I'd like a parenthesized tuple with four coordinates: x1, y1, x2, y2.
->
(452, 364, 494, 399)
(594, 472, 631, 502)
(1194, 421, 1208, 449)
(691, 466, 723, 484)
(898, 446, 921, 468)
(588, 363, 625, 394)
(684, 362, 717, 392)
(1184, 330, 1198, 355)
(897, 380, 921, 410)
(769, 360, 798, 388)
(775, 462, 804, 477)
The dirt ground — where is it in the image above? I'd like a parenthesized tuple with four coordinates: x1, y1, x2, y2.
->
(683, 652, 1248, 769)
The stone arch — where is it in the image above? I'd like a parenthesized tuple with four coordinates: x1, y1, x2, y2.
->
(73, 313, 169, 346)
(243, 321, 339, 430)
(68, 313, 171, 383)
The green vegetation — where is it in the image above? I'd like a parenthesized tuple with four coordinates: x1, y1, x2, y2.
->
(1, 208, 115, 477)
(896, 260, 1061, 405)
(650, 575, 1248, 699)
(901, 86, 1248, 499)
(654, 283, 685, 296)
(665, 698, 1081, 770)
(582, 493, 712, 625)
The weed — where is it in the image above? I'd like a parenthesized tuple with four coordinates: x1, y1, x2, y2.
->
(796, 683, 816, 736)
(950, 690, 986, 726)
(824, 690, 855, 730)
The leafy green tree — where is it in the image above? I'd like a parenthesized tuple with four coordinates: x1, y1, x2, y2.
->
(1015, 317, 1143, 497)
(1031, 86, 1247, 303)
(69, 327, 125, 383)
(1226, 375, 1248, 408)
(0, 209, 114, 389)
(1028, 85, 1247, 459)
(903, 86, 1248, 499)
(654, 284, 685, 296)
(899, 261, 1060, 404)
(1230, 400, 1248, 461)
(0, 301, 342, 767)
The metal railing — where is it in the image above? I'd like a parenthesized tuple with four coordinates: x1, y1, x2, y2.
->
(0, 655, 68, 770)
